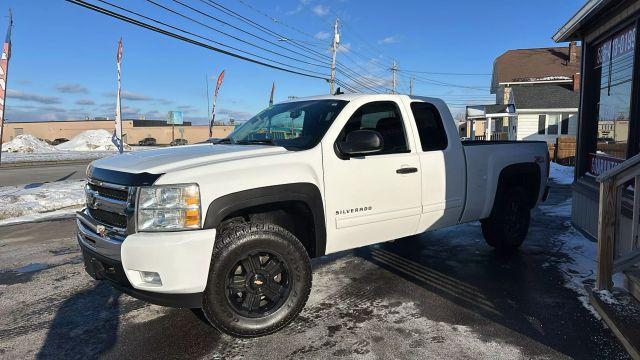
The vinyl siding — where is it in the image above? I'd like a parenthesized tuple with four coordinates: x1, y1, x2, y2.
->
(516, 112, 577, 143)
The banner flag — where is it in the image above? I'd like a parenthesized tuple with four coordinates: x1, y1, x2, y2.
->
(113, 37, 124, 153)
(0, 9, 13, 164)
(269, 82, 275, 106)
(209, 69, 225, 138)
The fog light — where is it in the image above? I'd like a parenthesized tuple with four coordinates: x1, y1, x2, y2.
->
(140, 271, 162, 285)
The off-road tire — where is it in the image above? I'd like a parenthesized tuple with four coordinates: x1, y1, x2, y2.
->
(481, 186, 531, 252)
(202, 222, 312, 337)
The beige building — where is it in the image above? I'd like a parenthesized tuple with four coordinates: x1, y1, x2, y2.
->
(2, 119, 235, 145)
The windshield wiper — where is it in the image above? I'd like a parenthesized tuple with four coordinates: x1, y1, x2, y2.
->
(236, 138, 275, 145)
(212, 138, 234, 144)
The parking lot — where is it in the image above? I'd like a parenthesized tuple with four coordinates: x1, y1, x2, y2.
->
(0, 184, 629, 359)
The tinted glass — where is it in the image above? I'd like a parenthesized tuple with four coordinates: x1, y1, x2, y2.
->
(339, 101, 408, 154)
(410, 102, 448, 151)
(228, 100, 348, 150)
(588, 25, 636, 176)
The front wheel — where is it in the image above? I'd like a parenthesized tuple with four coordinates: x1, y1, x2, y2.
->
(202, 222, 312, 337)
(481, 186, 531, 252)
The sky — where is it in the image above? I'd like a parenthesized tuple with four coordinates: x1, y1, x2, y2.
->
(1, 0, 585, 124)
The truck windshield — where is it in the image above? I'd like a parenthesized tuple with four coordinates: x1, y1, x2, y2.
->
(225, 100, 348, 150)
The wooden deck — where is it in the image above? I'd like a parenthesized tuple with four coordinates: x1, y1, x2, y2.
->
(592, 154, 640, 359)
(590, 288, 640, 360)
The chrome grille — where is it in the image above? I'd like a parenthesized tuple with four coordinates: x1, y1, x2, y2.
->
(84, 178, 133, 232)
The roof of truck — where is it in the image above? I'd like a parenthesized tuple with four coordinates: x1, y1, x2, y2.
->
(280, 93, 444, 103)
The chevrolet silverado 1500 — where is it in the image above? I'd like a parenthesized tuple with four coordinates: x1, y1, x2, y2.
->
(78, 94, 549, 337)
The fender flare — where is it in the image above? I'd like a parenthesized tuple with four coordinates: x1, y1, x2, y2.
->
(203, 183, 326, 257)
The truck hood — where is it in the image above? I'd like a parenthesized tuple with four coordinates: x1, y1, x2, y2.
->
(91, 144, 289, 174)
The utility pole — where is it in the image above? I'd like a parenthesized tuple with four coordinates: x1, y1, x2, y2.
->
(409, 76, 414, 96)
(329, 18, 339, 94)
(391, 60, 398, 94)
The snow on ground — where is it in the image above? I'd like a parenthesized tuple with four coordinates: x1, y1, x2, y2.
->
(550, 162, 574, 185)
(56, 129, 131, 151)
(1, 150, 117, 164)
(2, 134, 57, 153)
(539, 199, 623, 318)
(0, 180, 85, 225)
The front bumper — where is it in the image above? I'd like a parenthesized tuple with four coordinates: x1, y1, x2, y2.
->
(77, 211, 217, 307)
(79, 240, 203, 308)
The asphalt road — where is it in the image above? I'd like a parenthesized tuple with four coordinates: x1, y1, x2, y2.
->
(0, 185, 630, 359)
(0, 162, 89, 187)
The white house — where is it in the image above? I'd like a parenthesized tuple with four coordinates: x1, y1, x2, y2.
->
(510, 83, 579, 142)
(490, 44, 582, 143)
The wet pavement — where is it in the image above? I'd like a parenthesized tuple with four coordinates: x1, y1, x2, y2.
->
(0, 183, 630, 359)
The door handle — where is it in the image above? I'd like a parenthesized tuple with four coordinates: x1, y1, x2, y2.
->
(396, 167, 418, 174)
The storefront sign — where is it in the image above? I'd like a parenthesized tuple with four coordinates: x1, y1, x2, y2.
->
(596, 26, 636, 66)
(588, 153, 625, 176)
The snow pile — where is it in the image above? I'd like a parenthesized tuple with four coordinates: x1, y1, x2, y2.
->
(550, 162, 574, 185)
(2, 134, 57, 153)
(0, 180, 86, 225)
(56, 129, 131, 151)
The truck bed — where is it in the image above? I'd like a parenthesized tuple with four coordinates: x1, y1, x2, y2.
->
(459, 140, 549, 223)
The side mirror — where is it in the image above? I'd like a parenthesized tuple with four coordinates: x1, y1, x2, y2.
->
(337, 129, 384, 156)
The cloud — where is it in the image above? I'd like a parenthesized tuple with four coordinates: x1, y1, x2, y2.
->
(217, 108, 253, 121)
(314, 31, 330, 40)
(286, 0, 312, 15)
(177, 105, 201, 113)
(378, 36, 398, 45)
(103, 90, 153, 101)
(336, 43, 351, 53)
(5, 105, 91, 121)
(75, 99, 95, 106)
(7, 89, 61, 104)
(56, 83, 88, 94)
(312, 4, 330, 16)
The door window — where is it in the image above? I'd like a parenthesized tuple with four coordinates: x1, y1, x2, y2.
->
(410, 102, 447, 151)
(339, 101, 409, 155)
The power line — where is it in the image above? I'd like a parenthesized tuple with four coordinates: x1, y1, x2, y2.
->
(234, 0, 325, 44)
(400, 69, 491, 76)
(147, 0, 329, 69)
(197, 0, 332, 63)
(65, 0, 329, 80)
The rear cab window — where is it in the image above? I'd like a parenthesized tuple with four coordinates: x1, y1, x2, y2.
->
(410, 102, 448, 151)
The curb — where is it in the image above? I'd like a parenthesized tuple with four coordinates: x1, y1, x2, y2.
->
(0, 160, 94, 169)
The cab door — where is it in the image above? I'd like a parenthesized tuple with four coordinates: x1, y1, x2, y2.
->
(401, 98, 466, 232)
(321, 98, 422, 253)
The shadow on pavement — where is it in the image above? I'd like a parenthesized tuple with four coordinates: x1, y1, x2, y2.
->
(37, 283, 122, 359)
(355, 186, 626, 359)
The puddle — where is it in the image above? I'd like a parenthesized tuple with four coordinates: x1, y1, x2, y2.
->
(0, 263, 50, 285)
(15, 263, 50, 273)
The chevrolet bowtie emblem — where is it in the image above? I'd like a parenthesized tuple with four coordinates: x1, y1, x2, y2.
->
(254, 279, 264, 285)
(96, 225, 107, 237)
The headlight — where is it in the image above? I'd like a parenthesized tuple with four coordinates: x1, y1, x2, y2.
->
(136, 184, 201, 231)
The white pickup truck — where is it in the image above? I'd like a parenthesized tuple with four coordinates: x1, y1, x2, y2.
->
(78, 94, 549, 337)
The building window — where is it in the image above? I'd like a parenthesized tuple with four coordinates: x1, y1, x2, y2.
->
(587, 25, 636, 176)
(538, 115, 546, 135)
(561, 114, 570, 135)
(547, 114, 560, 135)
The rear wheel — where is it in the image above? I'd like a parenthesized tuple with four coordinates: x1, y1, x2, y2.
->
(481, 186, 531, 252)
(202, 222, 311, 337)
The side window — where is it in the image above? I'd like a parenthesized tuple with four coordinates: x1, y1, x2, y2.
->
(410, 102, 448, 151)
(538, 115, 546, 135)
(339, 101, 409, 154)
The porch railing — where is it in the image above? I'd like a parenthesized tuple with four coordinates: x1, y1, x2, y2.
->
(596, 152, 640, 290)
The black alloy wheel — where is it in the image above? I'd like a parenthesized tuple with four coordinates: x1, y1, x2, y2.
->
(225, 251, 291, 318)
